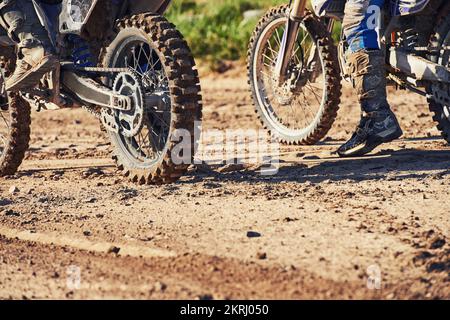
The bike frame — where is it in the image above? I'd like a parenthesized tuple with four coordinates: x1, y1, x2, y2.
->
(57, 0, 172, 35)
(26, 0, 175, 111)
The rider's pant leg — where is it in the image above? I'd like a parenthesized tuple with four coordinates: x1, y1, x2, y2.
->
(0, 0, 52, 51)
(0, 0, 57, 91)
(342, 0, 389, 111)
(343, 0, 385, 53)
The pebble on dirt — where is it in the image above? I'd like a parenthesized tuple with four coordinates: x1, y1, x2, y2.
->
(0, 199, 12, 206)
(303, 155, 321, 160)
(257, 252, 267, 260)
(154, 281, 167, 292)
(84, 197, 97, 204)
(247, 231, 261, 238)
(4, 209, 20, 217)
(217, 163, 246, 173)
(197, 294, 214, 300)
(81, 168, 104, 179)
(107, 246, 121, 254)
(9, 186, 19, 194)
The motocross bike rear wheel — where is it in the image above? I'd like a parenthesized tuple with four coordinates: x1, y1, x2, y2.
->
(247, 6, 341, 145)
(101, 14, 202, 184)
(428, 6, 450, 143)
(0, 49, 31, 176)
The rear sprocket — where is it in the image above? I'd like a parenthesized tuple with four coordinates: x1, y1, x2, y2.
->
(112, 71, 145, 138)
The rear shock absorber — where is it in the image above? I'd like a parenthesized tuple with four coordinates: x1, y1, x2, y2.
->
(66, 34, 94, 68)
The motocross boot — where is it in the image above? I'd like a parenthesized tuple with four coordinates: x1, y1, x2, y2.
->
(0, 0, 58, 91)
(337, 50, 403, 158)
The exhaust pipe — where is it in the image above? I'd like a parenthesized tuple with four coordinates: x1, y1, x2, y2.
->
(389, 49, 450, 83)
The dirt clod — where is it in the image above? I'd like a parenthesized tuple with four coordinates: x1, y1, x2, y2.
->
(430, 237, 446, 250)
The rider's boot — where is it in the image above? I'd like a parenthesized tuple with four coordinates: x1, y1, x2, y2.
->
(0, 0, 58, 91)
(337, 50, 403, 157)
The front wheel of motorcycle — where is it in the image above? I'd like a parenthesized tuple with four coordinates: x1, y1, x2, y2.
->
(101, 14, 202, 184)
(248, 5, 341, 145)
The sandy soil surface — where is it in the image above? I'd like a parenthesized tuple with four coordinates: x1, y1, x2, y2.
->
(0, 69, 449, 299)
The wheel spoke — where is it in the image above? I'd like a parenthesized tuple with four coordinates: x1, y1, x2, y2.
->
(274, 28, 282, 47)
(0, 111, 9, 130)
(136, 44, 144, 73)
(0, 134, 7, 148)
(266, 44, 278, 60)
(262, 53, 275, 65)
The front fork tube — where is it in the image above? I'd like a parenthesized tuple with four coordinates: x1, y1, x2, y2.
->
(274, 0, 306, 85)
(274, 19, 300, 85)
(275, 0, 335, 85)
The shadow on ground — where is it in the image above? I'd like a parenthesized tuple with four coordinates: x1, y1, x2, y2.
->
(186, 148, 450, 185)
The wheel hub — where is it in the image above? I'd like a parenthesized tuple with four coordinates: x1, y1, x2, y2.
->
(270, 63, 303, 105)
(269, 49, 320, 105)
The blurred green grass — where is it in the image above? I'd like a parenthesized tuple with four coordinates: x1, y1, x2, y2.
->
(166, 0, 286, 69)
(166, 0, 341, 70)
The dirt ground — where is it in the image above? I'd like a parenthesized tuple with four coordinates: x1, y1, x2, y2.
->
(0, 69, 449, 300)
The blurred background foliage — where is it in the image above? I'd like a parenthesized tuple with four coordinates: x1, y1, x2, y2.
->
(166, 0, 341, 71)
(167, 0, 284, 66)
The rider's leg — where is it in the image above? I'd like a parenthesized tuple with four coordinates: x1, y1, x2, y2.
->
(0, 0, 57, 91)
(337, 0, 403, 157)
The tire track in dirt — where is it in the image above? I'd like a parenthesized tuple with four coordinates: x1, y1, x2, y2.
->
(0, 235, 405, 299)
(0, 226, 176, 258)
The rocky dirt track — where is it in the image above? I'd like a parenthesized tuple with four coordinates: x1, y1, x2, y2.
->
(0, 69, 449, 299)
